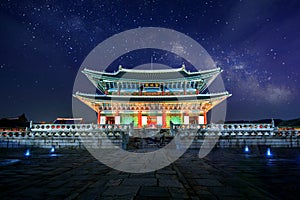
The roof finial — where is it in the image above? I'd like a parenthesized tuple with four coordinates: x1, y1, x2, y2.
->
(118, 65, 122, 71)
(182, 63, 185, 70)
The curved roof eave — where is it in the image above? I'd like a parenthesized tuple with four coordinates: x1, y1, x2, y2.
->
(74, 91, 231, 103)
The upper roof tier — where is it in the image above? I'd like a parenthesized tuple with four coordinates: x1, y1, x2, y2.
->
(82, 65, 222, 82)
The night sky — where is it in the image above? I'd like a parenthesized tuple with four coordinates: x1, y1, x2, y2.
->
(0, 0, 299, 122)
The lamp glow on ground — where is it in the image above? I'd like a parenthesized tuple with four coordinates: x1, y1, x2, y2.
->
(24, 149, 30, 157)
(266, 147, 272, 157)
(50, 146, 55, 153)
(244, 146, 250, 153)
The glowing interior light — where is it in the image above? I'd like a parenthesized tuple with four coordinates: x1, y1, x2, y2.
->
(267, 147, 272, 156)
(50, 146, 55, 153)
(244, 145, 249, 153)
(25, 149, 30, 157)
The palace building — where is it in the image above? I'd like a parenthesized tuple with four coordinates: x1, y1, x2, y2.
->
(74, 65, 231, 128)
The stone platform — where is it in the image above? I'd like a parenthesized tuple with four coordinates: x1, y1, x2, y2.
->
(1, 147, 300, 199)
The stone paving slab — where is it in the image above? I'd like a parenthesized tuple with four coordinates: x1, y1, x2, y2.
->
(195, 178, 223, 187)
(101, 186, 140, 199)
(122, 178, 157, 186)
(138, 186, 170, 198)
(158, 178, 183, 188)
(1, 148, 299, 199)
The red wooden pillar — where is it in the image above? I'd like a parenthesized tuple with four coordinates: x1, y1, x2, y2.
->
(203, 111, 207, 124)
(97, 111, 101, 124)
(138, 110, 142, 128)
(162, 109, 166, 128)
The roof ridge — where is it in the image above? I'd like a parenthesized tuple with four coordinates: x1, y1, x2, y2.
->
(83, 66, 221, 75)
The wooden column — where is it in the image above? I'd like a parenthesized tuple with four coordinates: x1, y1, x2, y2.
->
(203, 111, 207, 124)
(138, 109, 142, 128)
(97, 111, 101, 124)
(162, 107, 166, 128)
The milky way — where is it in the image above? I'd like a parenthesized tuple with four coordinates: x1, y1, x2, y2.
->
(0, 0, 299, 121)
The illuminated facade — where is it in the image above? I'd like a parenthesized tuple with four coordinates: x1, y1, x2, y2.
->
(74, 65, 231, 128)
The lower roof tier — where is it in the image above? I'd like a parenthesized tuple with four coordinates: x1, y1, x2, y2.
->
(74, 91, 230, 102)
(74, 91, 231, 112)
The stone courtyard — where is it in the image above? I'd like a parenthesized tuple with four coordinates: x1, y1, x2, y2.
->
(1, 147, 300, 199)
